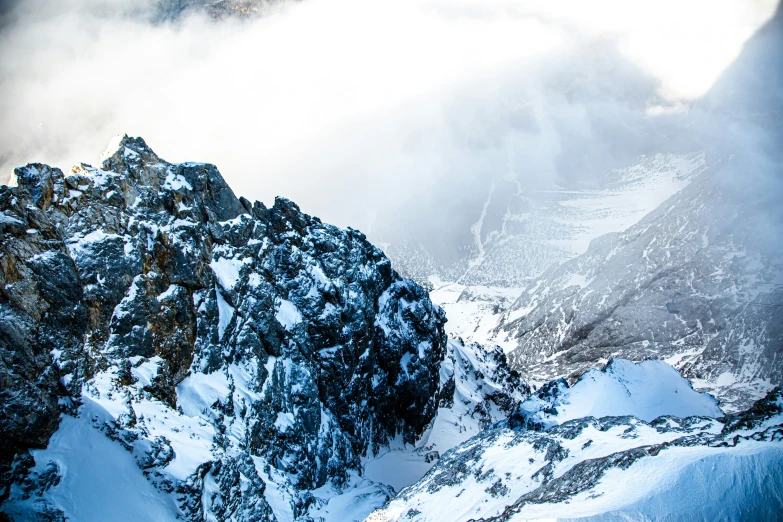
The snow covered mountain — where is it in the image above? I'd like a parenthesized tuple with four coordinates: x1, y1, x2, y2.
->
(0, 128, 780, 520)
(0, 135, 535, 521)
(0, 5, 781, 521)
(492, 147, 783, 412)
(361, 339, 528, 496)
(384, 152, 706, 290)
(395, 152, 710, 354)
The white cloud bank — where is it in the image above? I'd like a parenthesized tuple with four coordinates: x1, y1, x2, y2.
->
(0, 0, 777, 226)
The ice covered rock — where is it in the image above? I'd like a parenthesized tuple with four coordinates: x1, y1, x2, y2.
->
(0, 178, 88, 503)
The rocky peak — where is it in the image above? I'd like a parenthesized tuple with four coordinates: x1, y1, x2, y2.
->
(0, 135, 447, 520)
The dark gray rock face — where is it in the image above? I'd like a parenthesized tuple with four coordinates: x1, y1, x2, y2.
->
(0, 172, 88, 502)
(0, 135, 447, 520)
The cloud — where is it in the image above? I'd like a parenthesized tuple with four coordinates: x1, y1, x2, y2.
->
(0, 0, 777, 229)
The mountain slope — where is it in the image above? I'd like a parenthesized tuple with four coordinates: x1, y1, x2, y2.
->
(385, 152, 706, 289)
(494, 154, 783, 411)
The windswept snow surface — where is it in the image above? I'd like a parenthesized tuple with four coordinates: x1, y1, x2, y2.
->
(363, 438, 438, 493)
(513, 446, 783, 522)
(518, 359, 723, 429)
(275, 298, 303, 330)
(307, 476, 393, 522)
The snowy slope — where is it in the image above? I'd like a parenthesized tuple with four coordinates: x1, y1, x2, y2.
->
(516, 359, 722, 430)
(492, 153, 783, 412)
(428, 280, 521, 348)
(2, 398, 181, 522)
(383, 152, 705, 289)
(368, 385, 783, 522)
(455, 153, 705, 287)
(418, 154, 706, 351)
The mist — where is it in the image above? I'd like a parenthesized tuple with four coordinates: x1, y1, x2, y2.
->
(0, 0, 778, 232)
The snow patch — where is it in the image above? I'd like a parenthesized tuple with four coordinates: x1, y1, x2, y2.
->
(275, 299, 302, 330)
(163, 171, 192, 191)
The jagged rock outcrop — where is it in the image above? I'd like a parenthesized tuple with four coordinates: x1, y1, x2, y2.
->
(0, 135, 447, 520)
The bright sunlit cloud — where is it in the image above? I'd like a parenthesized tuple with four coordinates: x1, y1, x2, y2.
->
(430, 0, 778, 100)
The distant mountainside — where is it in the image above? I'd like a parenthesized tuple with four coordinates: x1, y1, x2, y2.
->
(490, 5, 783, 413)
(384, 152, 706, 288)
(494, 152, 783, 412)
(369, 37, 711, 289)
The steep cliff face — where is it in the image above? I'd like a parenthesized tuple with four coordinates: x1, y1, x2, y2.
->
(0, 135, 447, 520)
(0, 177, 88, 504)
